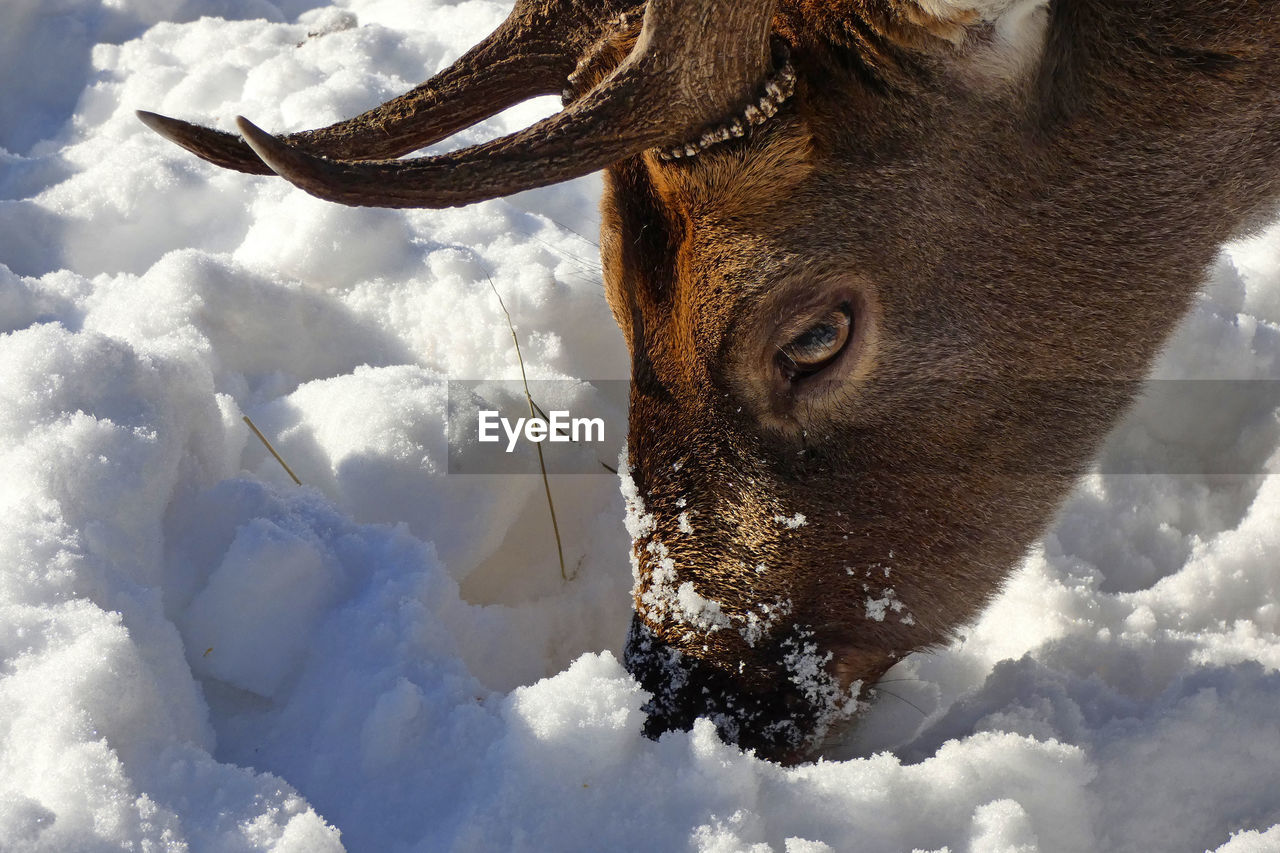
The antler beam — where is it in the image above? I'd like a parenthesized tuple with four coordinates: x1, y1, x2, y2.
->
(137, 0, 639, 174)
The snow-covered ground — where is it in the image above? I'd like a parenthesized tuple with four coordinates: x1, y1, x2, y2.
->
(2, 2, 1280, 851)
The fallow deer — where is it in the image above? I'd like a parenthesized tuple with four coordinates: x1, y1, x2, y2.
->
(138, 0, 1280, 763)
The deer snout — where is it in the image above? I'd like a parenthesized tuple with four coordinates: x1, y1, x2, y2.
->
(623, 615, 857, 765)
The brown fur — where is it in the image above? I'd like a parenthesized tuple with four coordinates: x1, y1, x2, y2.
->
(608, 0, 1280, 762)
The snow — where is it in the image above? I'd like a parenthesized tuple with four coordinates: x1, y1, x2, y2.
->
(774, 512, 808, 529)
(864, 588, 907, 623)
(2, 1, 1279, 851)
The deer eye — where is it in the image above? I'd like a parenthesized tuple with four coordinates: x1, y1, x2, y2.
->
(778, 304, 852, 379)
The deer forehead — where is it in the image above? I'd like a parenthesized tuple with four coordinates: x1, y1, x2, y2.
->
(913, 0, 1043, 25)
(914, 0, 1051, 84)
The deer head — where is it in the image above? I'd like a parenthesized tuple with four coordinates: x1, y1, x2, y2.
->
(139, 0, 1280, 763)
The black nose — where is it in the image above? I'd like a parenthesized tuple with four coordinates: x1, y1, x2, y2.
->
(623, 615, 818, 763)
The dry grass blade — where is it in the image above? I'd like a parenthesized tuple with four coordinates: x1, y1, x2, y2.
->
(483, 275, 568, 582)
(243, 415, 302, 485)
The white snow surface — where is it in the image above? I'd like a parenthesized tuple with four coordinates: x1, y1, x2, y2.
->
(2, 2, 1280, 851)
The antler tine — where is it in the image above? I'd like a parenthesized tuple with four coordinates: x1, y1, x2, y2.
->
(137, 0, 634, 173)
(236, 0, 780, 209)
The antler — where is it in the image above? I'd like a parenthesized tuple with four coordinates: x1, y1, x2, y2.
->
(137, 0, 637, 174)
(139, 0, 781, 208)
